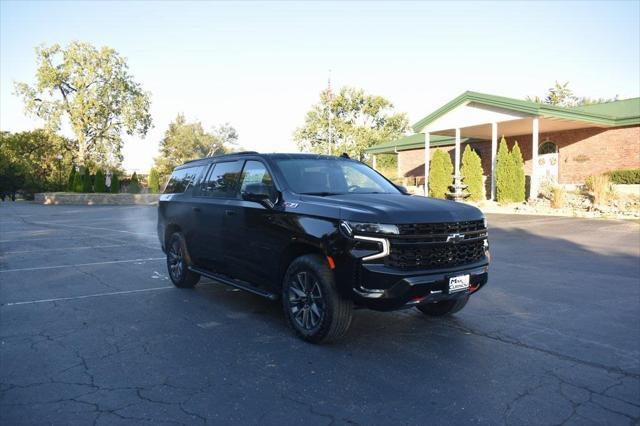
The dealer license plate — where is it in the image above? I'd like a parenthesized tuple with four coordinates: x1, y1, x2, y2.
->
(448, 275, 470, 293)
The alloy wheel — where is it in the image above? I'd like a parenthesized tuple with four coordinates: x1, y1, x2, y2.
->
(288, 271, 325, 331)
(168, 240, 184, 281)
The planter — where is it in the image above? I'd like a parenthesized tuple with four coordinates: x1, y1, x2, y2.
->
(34, 192, 160, 205)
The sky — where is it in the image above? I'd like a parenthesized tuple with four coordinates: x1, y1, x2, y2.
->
(1, 0, 639, 172)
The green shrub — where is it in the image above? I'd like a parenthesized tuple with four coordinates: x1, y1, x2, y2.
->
(148, 168, 160, 194)
(128, 172, 141, 194)
(110, 174, 120, 193)
(428, 149, 453, 199)
(606, 169, 640, 184)
(81, 168, 92, 193)
(94, 169, 106, 193)
(72, 168, 84, 192)
(460, 145, 484, 201)
(495, 137, 514, 203)
(66, 167, 76, 191)
(511, 141, 525, 202)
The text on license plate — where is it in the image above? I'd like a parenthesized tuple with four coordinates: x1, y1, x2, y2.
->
(448, 275, 470, 293)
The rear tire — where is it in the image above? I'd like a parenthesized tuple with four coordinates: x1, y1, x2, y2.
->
(282, 254, 353, 343)
(166, 232, 200, 288)
(416, 295, 469, 317)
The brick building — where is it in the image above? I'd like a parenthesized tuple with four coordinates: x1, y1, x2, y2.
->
(366, 92, 640, 199)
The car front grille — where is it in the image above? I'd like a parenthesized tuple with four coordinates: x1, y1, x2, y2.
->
(384, 220, 487, 270)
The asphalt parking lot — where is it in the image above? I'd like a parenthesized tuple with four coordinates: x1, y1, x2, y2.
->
(1, 202, 639, 425)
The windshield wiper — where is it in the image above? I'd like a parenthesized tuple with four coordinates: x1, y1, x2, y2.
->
(300, 192, 343, 196)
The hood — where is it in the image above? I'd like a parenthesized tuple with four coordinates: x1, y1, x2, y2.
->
(297, 193, 484, 224)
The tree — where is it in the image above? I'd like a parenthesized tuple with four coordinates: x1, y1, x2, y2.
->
(148, 168, 160, 193)
(294, 86, 409, 160)
(428, 150, 453, 199)
(128, 172, 141, 194)
(527, 81, 618, 107)
(94, 169, 106, 193)
(496, 137, 516, 203)
(154, 114, 237, 179)
(461, 145, 484, 201)
(511, 142, 525, 202)
(0, 130, 77, 197)
(15, 41, 152, 167)
(110, 173, 120, 194)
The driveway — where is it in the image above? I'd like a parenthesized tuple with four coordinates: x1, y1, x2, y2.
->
(1, 203, 638, 425)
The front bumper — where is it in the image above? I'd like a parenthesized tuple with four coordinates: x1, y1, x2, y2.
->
(351, 257, 489, 311)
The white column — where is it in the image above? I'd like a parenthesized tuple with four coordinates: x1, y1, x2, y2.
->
(372, 154, 377, 170)
(531, 118, 539, 199)
(423, 132, 430, 196)
(454, 128, 461, 187)
(491, 122, 498, 200)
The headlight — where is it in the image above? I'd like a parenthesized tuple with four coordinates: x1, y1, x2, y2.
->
(482, 217, 488, 229)
(342, 221, 399, 235)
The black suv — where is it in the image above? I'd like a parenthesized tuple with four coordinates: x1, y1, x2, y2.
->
(158, 152, 490, 343)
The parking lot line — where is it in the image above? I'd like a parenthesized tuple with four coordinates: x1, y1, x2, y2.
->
(0, 257, 165, 273)
(28, 221, 157, 237)
(1, 243, 129, 255)
(2, 286, 173, 306)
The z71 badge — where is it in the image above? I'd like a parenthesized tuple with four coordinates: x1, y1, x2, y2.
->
(284, 202, 299, 208)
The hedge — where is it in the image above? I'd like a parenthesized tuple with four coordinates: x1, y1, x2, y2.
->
(606, 169, 640, 184)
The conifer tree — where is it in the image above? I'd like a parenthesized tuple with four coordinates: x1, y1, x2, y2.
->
(428, 150, 453, 199)
(511, 141, 526, 202)
(461, 145, 484, 201)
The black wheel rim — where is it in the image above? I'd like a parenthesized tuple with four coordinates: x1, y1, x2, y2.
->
(168, 240, 184, 281)
(288, 271, 325, 331)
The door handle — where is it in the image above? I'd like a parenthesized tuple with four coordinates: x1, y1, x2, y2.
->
(225, 209, 236, 216)
(192, 207, 201, 212)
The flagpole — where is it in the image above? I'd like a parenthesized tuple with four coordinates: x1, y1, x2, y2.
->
(327, 70, 332, 156)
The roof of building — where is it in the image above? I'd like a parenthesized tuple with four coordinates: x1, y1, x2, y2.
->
(365, 133, 481, 154)
(412, 91, 640, 133)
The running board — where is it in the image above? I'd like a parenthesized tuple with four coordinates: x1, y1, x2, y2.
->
(189, 266, 279, 301)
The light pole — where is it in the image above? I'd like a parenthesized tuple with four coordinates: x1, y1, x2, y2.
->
(56, 154, 63, 191)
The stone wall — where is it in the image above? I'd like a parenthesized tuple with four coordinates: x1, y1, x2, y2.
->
(35, 193, 160, 205)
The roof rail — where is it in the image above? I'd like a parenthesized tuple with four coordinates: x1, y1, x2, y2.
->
(181, 151, 260, 165)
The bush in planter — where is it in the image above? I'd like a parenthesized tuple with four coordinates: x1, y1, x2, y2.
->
(94, 169, 106, 193)
(511, 141, 525, 202)
(128, 172, 141, 194)
(606, 169, 640, 184)
(110, 174, 120, 194)
(148, 167, 160, 194)
(461, 145, 484, 201)
(428, 149, 453, 199)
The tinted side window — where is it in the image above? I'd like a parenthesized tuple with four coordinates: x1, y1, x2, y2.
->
(240, 161, 275, 195)
(164, 166, 203, 194)
(202, 161, 243, 197)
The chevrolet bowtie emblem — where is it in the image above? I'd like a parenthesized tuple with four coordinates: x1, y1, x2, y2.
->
(446, 233, 465, 243)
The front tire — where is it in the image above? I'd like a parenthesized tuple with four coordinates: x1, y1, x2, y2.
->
(166, 232, 200, 288)
(416, 295, 469, 317)
(282, 254, 353, 343)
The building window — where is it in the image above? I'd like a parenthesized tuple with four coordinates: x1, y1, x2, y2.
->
(539, 141, 558, 155)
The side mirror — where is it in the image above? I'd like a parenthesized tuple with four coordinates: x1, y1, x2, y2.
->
(396, 184, 409, 194)
(242, 183, 275, 208)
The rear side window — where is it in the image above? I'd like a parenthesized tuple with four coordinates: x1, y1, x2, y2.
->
(164, 166, 203, 194)
(201, 161, 243, 197)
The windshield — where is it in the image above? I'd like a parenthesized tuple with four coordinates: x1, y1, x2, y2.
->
(273, 158, 400, 195)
